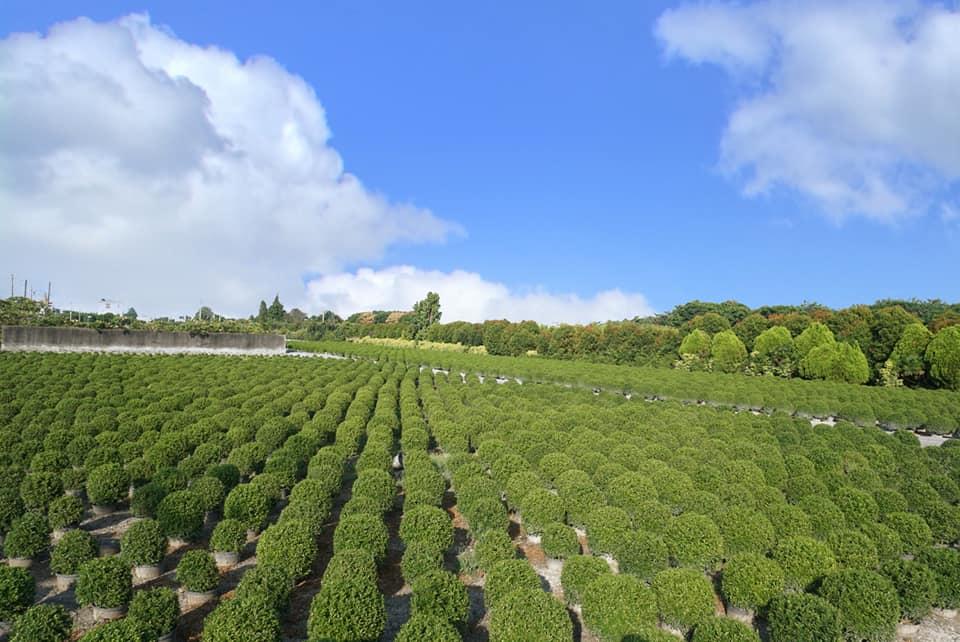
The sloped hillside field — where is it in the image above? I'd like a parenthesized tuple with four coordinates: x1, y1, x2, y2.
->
(2, 352, 960, 642)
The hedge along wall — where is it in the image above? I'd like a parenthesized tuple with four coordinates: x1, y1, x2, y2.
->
(1, 326, 285, 355)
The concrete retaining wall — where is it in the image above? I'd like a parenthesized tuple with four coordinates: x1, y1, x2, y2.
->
(1, 326, 286, 355)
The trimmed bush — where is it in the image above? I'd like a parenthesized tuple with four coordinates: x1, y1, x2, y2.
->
(3, 511, 50, 560)
(581, 574, 657, 640)
(9, 603, 72, 642)
(234, 565, 293, 612)
(325, 549, 378, 585)
(86, 463, 129, 506)
(351, 469, 396, 513)
(651, 567, 716, 632)
(767, 592, 841, 642)
(20, 472, 63, 512)
(606, 472, 657, 517)
(556, 470, 605, 527)
(817, 569, 900, 642)
(257, 519, 317, 582)
(0, 566, 35, 621)
(130, 482, 167, 519)
(691, 618, 760, 642)
(334, 513, 389, 564)
(883, 511, 932, 555)
(156, 490, 204, 540)
(859, 522, 903, 561)
(210, 518, 246, 554)
(715, 508, 775, 556)
(190, 476, 226, 513)
(307, 577, 386, 642)
(51, 528, 98, 575)
(834, 486, 879, 529)
(120, 518, 166, 566)
(48, 494, 85, 531)
(207, 463, 242, 491)
(505, 471, 542, 509)
(721, 553, 785, 611)
(78, 619, 143, 641)
(223, 484, 271, 533)
(763, 503, 812, 542)
(474, 529, 515, 572)
(920, 547, 960, 609)
(127, 586, 179, 638)
(665, 513, 724, 571)
(401, 540, 443, 583)
(202, 595, 282, 642)
(485, 559, 542, 611)
(488, 588, 573, 642)
(585, 506, 632, 556)
(76, 557, 132, 609)
(400, 505, 453, 554)
(612, 530, 668, 580)
(176, 550, 219, 592)
(542, 522, 580, 559)
(561, 555, 611, 605)
(395, 613, 461, 642)
(410, 569, 470, 624)
(826, 529, 878, 570)
(461, 495, 508, 536)
(773, 536, 837, 591)
(881, 558, 938, 622)
(519, 488, 564, 535)
(798, 496, 846, 540)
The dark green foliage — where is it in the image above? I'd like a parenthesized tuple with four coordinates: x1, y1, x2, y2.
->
(817, 569, 900, 642)
(3, 511, 49, 559)
(881, 559, 938, 622)
(207, 463, 241, 491)
(561, 555, 611, 604)
(581, 574, 657, 641)
(651, 567, 716, 632)
(78, 619, 144, 642)
(257, 519, 318, 582)
(584, 506, 632, 556)
(307, 577, 386, 642)
(20, 472, 63, 512)
(395, 613, 462, 642)
(351, 469, 396, 513)
(51, 528, 98, 575)
(474, 529, 515, 572)
(488, 588, 573, 642)
(120, 518, 166, 566)
(127, 586, 179, 637)
(883, 511, 932, 554)
(9, 603, 72, 642)
(0, 566, 35, 620)
(721, 553, 785, 611)
(399, 505, 453, 554)
(234, 565, 293, 612)
(401, 540, 443, 583)
(665, 513, 724, 571)
(223, 484, 271, 532)
(325, 549, 378, 585)
(76, 557, 132, 609)
(210, 518, 246, 553)
(156, 490, 204, 540)
(768, 592, 841, 642)
(485, 559, 542, 611)
(833, 486, 879, 529)
(691, 618, 760, 642)
(773, 536, 837, 591)
(715, 508, 775, 556)
(920, 547, 960, 608)
(826, 529, 878, 570)
(47, 494, 85, 531)
(130, 482, 167, 518)
(541, 522, 580, 559)
(611, 530, 668, 580)
(86, 463, 129, 506)
(190, 476, 226, 513)
(176, 550, 219, 592)
(519, 488, 565, 535)
(410, 569, 469, 624)
(334, 513, 389, 564)
(202, 595, 282, 642)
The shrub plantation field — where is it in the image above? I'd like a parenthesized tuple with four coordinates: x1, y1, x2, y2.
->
(2, 350, 960, 642)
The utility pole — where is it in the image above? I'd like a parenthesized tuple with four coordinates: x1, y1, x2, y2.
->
(9, 274, 13, 298)
(23, 280, 27, 298)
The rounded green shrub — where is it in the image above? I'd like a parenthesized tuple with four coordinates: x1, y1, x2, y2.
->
(0, 565, 35, 621)
(130, 482, 167, 519)
(817, 569, 900, 642)
(307, 577, 386, 642)
(234, 565, 293, 612)
(798, 496, 846, 540)
(9, 603, 72, 642)
(256, 519, 317, 582)
(210, 518, 246, 554)
(86, 463, 129, 506)
(76, 556, 132, 609)
(721, 553, 785, 611)
(461, 495, 508, 536)
(400, 505, 453, 554)
(51, 528, 98, 575)
(127, 586, 179, 637)
(207, 463, 242, 491)
(20, 472, 63, 512)
(651, 567, 716, 632)
(519, 488, 564, 535)
(485, 559, 542, 611)
(395, 613, 461, 642)
(883, 511, 932, 554)
(488, 588, 573, 642)
(767, 592, 841, 642)
(505, 471, 542, 509)
(47, 494, 85, 531)
(120, 518, 166, 566)
(401, 540, 443, 583)
(665, 513, 724, 571)
(715, 508, 775, 556)
(834, 486, 879, 529)
(78, 619, 143, 641)
(581, 574, 657, 640)
(410, 569, 469, 624)
(858, 522, 903, 561)
(881, 558, 938, 622)
(826, 529, 878, 570)
(3, 511, 50, 560)
(474, 529, 515, 572)
(556, 470, 605, 527)
(202, 595, 282, 642)
(541, 522, 579, 559)
(606, 472, 657, 517)
(920, 547, 960, 608)
(156, 490, 204, 540)
(325, 549, 378, 585)
(176, 550, 219, 592)
(763, 503, 812, 542)
(773, 536, 837, 591)
(691, 617, 760, 642)
(334, 513, 389, 564)
(351, 469, 396, 513)
(223, 484, 271, 533)
(561, 555, 611, 605)
(190, 476, 226, 513)
(584, 506, 632, 556)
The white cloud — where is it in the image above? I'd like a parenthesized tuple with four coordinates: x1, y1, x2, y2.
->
(655, 1, 960, 221)
(304, 266, 654, 325)
(0, 15, 458, 317)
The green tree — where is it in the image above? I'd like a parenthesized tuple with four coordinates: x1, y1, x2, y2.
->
(257, 300, 269, 323)
(800, 342, 869, 384)
(124, 308, 138, 321)
(926, 326, 960, 390)
(733, 313, 770, 350)
(888, 323, 933, 384)
(711, 330, 747, 373)
(751, 326, 798, 377)
(869, 306, 922, 373)
(267, 295, 285, 322)
(795, 322, 836, 359)
(684, 312, 731, 335)
(679, 329, 711, 359)
(411, 292, 441, 338)
(196, 306, 215, 321)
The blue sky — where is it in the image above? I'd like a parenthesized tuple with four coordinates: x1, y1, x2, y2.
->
(2, 1, 958, 321)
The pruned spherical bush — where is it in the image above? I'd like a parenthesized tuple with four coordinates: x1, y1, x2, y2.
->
(834, 486, 879, 529)
(127, 586, 179, 637)
(542, 522, 580, 559)
(920, 547, 960, 609)
(721, 553, 785, 611)
(256, 519, 317, 582)
(351, 469, 396, 514)
(410, 569, 470, 624)
(651, 567, 716, 632)
(156, 490, 204, 540)
(340, 495, 383, 520)
(401, 540, 443, 583)
(874, 488, 908, 516)
(883, 511, 932, 555)
(130, 482, 167, 519)
(207, 463, 242, 491)
(325, 549, 378, 585)
(3, 511, 50, 560)
(633, 500, 672, 535)
(176, 550, 219, 592)
(334, 513, 389, 564)
(76, 556, 132, 609)
(223, 484, 271, 533)
(585, 506, 632, 556)
(560, 555, 611, 605)
(539, 452, 576, 483)
(474, 529, 515, 572)
(581, 574, 657, 640)
(556, 470, 605, 527)
(151, 467, 189, 495)
(249, 472, 284, 503)
(519, 488, 564, 535)
(773, 536, 837, 591)
(86, 463, 129, 507)
(606, 472, 658, 517)
(51, 528, 98, 575)
(234, 565, 293, 612)
(665, 513, 724, 571)
(506, 471, 542, 510)
(763, 503, 812, 542)
(691, 617, 760, 642)
(190, 475, 226, 513)
(9, 603, 72, 642)
(403, 468, 446, 508)
(881, 558, 938, 622)
(307, 577, 386, 642)
(210, 518, 246, 554)
(227, 442, 268, 477)
(798, 495, 846, 540)
(491, 453, 530, 488)
(817, 569, 900, 642)
(78, 619, 143, 641)
(0, 566, 35, 621)
(120, 518, 166, 566)
(488, 588, 573, 642)
(461, 495, 508, 536)
(279, 497, 328, 536)
(827, 529, 878, 570)
(767, 592, 841, 642)
(20, 472, 63, 512)
(400, 505, 453, 554)
(48, 494, 85, 531)
(715, 508, 775, 557)
(395, 613, 461, 642)
(859, 522, 903, 562)
(202, 595, 282, 642)
(263, 452, 300, 490)
(485, 559, 542, 611)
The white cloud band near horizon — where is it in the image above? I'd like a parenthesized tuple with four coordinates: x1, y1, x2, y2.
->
(304, 266, 654, 325)
(656, 0, 960, 222)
